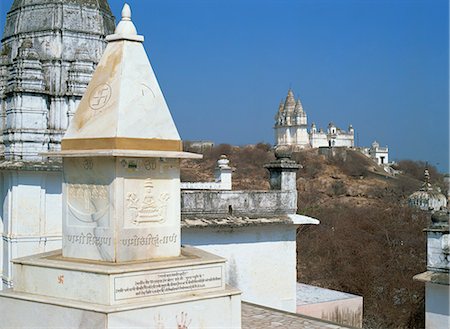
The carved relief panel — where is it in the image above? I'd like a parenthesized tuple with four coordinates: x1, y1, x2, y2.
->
(118, 158, 180, 229)
(63, 157, 114, 228)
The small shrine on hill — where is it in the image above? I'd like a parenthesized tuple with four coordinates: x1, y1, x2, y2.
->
(0, 5, 241, 328)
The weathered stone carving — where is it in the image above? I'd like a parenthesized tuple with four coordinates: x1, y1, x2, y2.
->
(0, 0, 115, 161)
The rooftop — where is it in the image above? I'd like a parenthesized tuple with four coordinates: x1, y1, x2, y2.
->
(242, 302, 355, 329)
(296, 283, 362, 305)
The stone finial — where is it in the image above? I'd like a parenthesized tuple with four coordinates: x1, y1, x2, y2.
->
(115, 3, 136, 35)
(215, 155, 232, 189)
(424, 168, 431, 185)
(265, 150, 300, 191)
(274, 145, 292, 160)
(106, 3, 144, 42)
(431, 207, 449, 228)
(217, 155, 231, 168)
(122, 3, 131, 20)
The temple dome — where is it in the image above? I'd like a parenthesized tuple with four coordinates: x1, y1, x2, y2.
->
(2, 0, 115, 54)
(408, 169, 448, 212)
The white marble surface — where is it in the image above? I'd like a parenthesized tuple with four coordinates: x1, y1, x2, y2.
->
(108, 293, 241, 329)
(182, 225, 299, 312)
(427, 232, 450, 271)
(45, 149, 202, 159)
(0, 290, 241, 329)
(62, 157, 182, 262)
(0, 296, 106, 328)
(12, 247, 227, 305)
(64, 22, 180, 142)
(1, 170, 63, 288)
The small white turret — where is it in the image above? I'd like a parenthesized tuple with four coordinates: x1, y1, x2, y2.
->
(214, 155, 232, 190)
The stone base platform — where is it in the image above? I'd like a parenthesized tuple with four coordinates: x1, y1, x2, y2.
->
(0, 288, 241, 328)
(11, 246, 227, 305)
(0, 246, 241, 328)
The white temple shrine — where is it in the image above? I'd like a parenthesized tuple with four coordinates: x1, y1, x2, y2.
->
(274, 89, 355, 150)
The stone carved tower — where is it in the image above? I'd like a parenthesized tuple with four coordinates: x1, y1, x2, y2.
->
(274, 89, 310, 150)
(0, 0, 115, 160)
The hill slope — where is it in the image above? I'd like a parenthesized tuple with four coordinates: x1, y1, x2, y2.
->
(181, 145, 443, 329)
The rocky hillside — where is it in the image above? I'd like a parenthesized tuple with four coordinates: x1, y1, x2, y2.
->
(181, 144, 446, 329)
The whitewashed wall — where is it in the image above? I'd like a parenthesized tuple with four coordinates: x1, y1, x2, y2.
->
(182, 224, 298, 312)
(1, 169, 62, 288)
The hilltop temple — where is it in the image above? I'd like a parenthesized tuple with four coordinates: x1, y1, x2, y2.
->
(274, 89, 355, 150)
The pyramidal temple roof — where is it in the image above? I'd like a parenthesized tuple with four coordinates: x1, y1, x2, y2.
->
(60, 4, 200, 159)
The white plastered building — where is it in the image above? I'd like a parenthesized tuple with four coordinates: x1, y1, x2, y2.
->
(368, 141, 389, 165)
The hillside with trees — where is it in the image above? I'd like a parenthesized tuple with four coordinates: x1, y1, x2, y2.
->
(181, 144, 446, 329)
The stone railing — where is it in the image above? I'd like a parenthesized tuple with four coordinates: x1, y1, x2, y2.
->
(181, 190, 297, 217)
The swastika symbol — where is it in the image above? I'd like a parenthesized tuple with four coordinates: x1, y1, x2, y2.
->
(89, 84, 112, 110)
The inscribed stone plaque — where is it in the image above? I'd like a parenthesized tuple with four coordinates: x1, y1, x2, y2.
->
(114, 266, 223, 301)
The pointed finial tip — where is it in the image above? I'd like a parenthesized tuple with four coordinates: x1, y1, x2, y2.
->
(122, 3, 131, 21)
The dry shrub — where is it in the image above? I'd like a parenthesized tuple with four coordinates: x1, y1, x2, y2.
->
(292, 150, 324, 179)
(298, 204, 429, 329)
(182, 144, 437, 328)
(327, 150, 373, 177)
(180, 143, 274, 190)
(331, 180, 347, 196)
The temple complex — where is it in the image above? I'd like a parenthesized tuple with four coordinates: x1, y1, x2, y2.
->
(274, 89, 355, 150)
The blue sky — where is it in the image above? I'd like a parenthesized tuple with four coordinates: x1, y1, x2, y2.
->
(1, 0, 448, 172)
